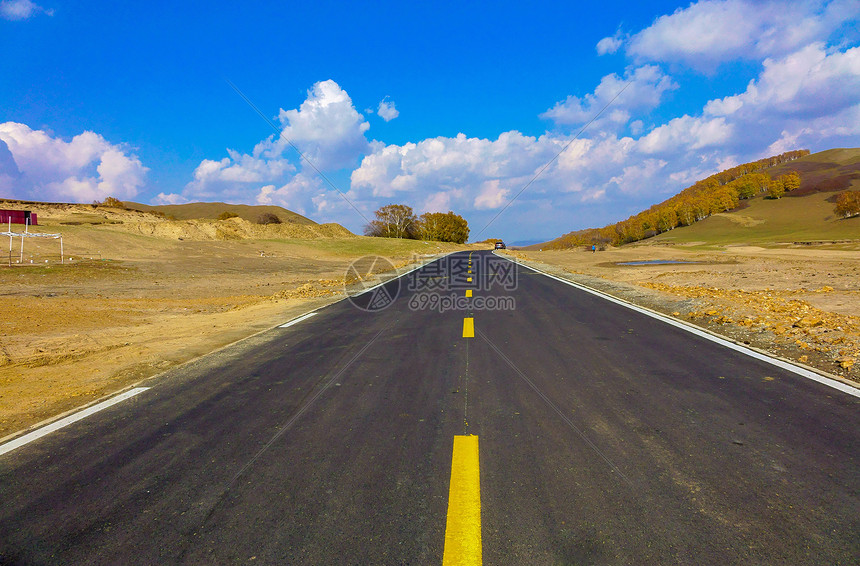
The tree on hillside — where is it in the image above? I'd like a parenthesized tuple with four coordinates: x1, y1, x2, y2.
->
(544, 149, 810, 250)
(416, 211, 470, 243)
(834, 190, 860, 218)
(781, 171, 801, 193)
(364, 204, 417, 238)
(767, 177, 785, 199)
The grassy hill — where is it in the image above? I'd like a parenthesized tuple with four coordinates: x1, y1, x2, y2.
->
(766, 148, 860, 195)
(649, 148, 859, 246)
(647, 191, 858, 246)
(124, 201, 317, 225)
(532, 148, 859, 250)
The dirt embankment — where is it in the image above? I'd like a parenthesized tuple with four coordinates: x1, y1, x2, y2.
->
(504, 244, 860, 384)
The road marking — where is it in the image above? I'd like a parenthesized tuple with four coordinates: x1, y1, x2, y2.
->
(496, 253, 860, 399)
(463, 318, 474, 338)
(467, 277, 473, 283)
(0, 387, 151, 457)
(465, 290, 473, 298)
(468, 270, 472, 274)
(279, 311, 317, 328)
(443, 435, 481, 566)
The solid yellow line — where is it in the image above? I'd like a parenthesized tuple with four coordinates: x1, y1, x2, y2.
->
(462, 317, 474, 338)
(443, 435, 481, 566)
(465, 290, 472, 298)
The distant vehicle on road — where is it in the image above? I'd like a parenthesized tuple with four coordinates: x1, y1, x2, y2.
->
(494, 241, 506, 249)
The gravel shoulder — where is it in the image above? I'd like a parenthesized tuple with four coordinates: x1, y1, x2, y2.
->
(501, 244, 860, 388)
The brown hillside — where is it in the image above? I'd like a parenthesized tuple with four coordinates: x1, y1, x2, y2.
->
(124, 201, 317, 225)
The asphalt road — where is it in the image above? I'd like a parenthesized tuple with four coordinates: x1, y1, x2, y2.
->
(1, 250, 857, 564)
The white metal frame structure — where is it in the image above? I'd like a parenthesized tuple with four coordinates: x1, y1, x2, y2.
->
(2, 219, 63, 265)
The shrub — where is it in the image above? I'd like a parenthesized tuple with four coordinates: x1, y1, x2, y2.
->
(256, 212, 282, 225)
(93, 196, 126, 208)
(218, 211, 239, 220)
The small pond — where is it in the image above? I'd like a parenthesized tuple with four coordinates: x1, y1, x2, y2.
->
(617, 260, 702, 266)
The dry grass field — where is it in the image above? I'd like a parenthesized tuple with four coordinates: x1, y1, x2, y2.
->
(0, 201, 471, 438)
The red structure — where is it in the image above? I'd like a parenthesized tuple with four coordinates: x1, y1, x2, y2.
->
(0, 210, 37, 226)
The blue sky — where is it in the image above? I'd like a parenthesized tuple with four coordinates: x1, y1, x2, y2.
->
(2, 0, 859, 243)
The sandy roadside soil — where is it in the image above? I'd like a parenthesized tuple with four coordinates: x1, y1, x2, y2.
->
(0, 217, 468, 439)
(503, 243, 860, 386)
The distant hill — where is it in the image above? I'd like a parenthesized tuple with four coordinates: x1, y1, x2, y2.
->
(531, 148, 859, 250)
(124, 201, 317, 225)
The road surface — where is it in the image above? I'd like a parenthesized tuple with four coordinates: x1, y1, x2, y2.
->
(1, 250, 857, 564)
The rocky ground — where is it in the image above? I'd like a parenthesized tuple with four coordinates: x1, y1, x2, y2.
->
(503, 244, 860, 385)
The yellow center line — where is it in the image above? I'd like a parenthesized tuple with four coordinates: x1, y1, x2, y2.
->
(462, 317, 474, 338)
(467, 277, 472, 283)
(465, 290, 472, 298)
(443, 435, 481, 566)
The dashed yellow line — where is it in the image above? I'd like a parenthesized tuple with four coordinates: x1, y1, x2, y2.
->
(462, 317, 474, 338)
(467, 277, 473, 283)
(465, 290, 472, 298)
(443, 435, 481, 566)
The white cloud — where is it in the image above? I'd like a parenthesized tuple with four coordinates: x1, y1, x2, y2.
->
(474, 180, 510, 210)
(705, 43, 860, 119)
(0, 0, 52, 20)
(541, 65, 678, 134)
(626, 0, 859, 70)
(609, 159, 668, 194)
(175, 79, 372, 217)
(254, 173, 323, 215)
(264, 79, 371, 170)
(596, 33, 624, 55)
(637, 115, 733, 154)
(0, 122, 147, 202)
(152, 192, 187, 205)
(377, 97, 400, 122)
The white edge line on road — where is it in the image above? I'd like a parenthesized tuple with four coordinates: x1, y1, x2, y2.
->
(0, 387, 151, 457)
(355, 257, 440, 297)
(0, 251, 462, 457)
(497, 253, 860, 399)
(279, 311, 317, 328)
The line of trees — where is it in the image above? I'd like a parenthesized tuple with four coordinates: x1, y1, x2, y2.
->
(546, 149, 809, 249)
(364, 204, 470, 244)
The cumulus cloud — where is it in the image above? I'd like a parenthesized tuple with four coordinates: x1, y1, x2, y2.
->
(625, 0, 859, 70)
(254, 173, 323, 215)
(705, 43, 860, 119)
(0, 122, 147, 202)
(171, 79, 372, 216)
(596, 32, 624, 55)
(540, 65, 678, 134)
(637, 115, 733, 154)
(0, 0, 52, 20)
(264, 79, 371, 171)
(377, 97, 400, 121)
